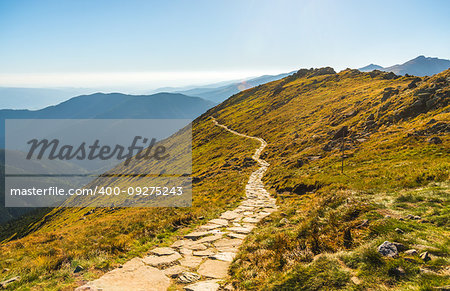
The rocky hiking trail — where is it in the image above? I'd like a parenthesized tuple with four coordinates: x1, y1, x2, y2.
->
(76, 117, 277, 291)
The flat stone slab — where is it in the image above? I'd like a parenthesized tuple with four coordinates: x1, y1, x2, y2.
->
(185, 231, 209, 240)
(184, 243, 207, 251)
(179, 248, 193, 256)
(163, 265, 188, 278)
(142, 253, 182, 268)
(227, 227, 252, 234)
(210, 252, 236, 262)
(151, 247, 177, 256)
(242, 217, 260, 224)
(209, 218, 229, 226)
(193, 249, 216, 257)
(214, 238, 243, 248)
(200, 224, 222, 230)
(76, 258, 171, 291)
(184, 280, 220, 291)
(215, 246, 239, 253)
(220, 211, 240, 220)
(227, 233, 246, 239)
(197, 234, 223, 244)
(179, 255, 203, 268)
(171, 240, 186, 248)
(197, 259, 230, 279)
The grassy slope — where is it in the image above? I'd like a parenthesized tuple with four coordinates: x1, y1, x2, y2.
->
(0, 68, 449, 290)
(206, 68, 449, 290)
(0, 119, 259, 289)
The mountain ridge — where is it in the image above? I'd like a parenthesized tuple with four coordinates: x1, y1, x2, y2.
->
(358, 55, 450, 76)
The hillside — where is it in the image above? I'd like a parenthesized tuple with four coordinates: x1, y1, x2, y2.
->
(359, 55, 450, 76)
(0, 68, 448, 290)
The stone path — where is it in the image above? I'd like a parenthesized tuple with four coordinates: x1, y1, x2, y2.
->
(76, 118, 277, 291)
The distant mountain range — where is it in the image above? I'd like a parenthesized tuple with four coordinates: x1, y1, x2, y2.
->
(0, 92, 214, 120)
(0, 87, 95, 110)
(0, 92, 214, 223)
(159, 71, 295, 103)
(359, 55, 450, 76)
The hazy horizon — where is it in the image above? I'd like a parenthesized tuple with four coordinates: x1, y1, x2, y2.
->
(1, 0, 449, 90)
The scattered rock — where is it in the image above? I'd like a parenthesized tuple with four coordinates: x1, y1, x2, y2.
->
(428, 137, 442, 144)
(0, 276, 20, 288)
(420, 251, 431, 262)
(356, 219, 369, 229)
(420, 268, 438, 275)
(405, 249, 418, 256)
(395, 228, 404, 234)
(350, 276, 361, 285)
(73, 265, 84, 273)
(432, 285, 450, 291)
(307, 155, 322, 161)
(377, 241, 398, 257)
(406, 214, 421, 220)
(177, 272, 201, 284)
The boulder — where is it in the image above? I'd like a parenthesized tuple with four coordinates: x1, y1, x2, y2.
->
(377, 241, 398, 257)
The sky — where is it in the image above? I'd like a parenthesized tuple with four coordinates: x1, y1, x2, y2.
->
(0, 0, 449, 90)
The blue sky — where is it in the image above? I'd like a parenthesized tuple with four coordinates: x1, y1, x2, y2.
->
(0, 0, 449, 89)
